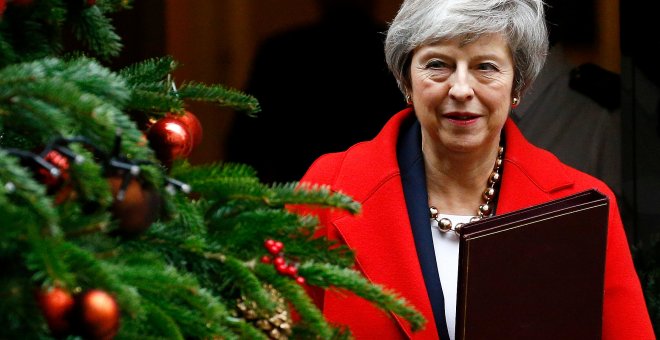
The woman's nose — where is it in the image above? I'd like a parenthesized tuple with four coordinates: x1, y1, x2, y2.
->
(448, 67, 474, 101)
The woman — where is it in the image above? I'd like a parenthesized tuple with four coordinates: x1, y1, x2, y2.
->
(298, 0, 654, 339)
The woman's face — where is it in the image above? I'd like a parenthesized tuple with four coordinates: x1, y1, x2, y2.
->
(409, 33, 514, 155)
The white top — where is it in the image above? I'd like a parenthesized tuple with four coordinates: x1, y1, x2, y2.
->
(430, 214, 472, 340)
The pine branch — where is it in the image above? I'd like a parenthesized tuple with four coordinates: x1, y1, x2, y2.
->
(0, 34, 18, 66)
(64, 145, 114, 207)
(271, 182, 361, 214)
(61, 241, 144, 315)
(115, 259, 234, 339)
(256, 264, 336, 339)
(124, 300, 185, 340)
(95, 0, 135, 14)
(0, 6, 62, 64)
(214, 255, 278, 313)
(126, 88, 184, 113)
(300, 262, 427, 332)
(70, 5, 122, 59)
(176, 81, 261, 114)
(119, 56, 178, 85)
(0, 150, 59, 232)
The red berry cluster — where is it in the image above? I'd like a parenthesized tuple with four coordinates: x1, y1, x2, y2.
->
(261, 239, 305, 285)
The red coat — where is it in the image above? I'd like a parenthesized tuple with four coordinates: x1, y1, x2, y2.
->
(299, 108, 654, 339)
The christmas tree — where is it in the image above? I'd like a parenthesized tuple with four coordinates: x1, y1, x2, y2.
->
(0, 1, 425, 339)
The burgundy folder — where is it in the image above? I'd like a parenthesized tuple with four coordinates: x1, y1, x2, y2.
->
(456, 189, 609, 340)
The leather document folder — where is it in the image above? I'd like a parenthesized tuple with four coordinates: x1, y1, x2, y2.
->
(456, 189, 609, 340)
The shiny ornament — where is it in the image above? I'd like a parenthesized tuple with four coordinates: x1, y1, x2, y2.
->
(235, 285, 293, 339)
(171, 110, 203, 148)
(108, 176, 161, 235)
(75, 289, 120, 340)
(37, 150, 69, 189)
(36, 287, 75, 337)
(36, 150, 77, 205)
(146, 117, 193, 167)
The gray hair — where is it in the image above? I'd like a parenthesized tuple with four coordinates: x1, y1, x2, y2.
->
(385, 0, 548, 97)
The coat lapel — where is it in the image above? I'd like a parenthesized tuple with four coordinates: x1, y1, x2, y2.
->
(497, 118, 574, 213)
(329, 109, 438, 338)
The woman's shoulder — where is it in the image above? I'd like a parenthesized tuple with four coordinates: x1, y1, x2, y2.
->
(504, 119, 616, 199)
(300, 109, 413, 187)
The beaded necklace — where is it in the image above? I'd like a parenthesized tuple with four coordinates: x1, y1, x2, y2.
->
(429, 145, 504, 235)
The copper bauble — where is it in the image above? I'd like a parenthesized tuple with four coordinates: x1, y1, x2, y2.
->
(108, 176, 161, 235)
(36, 287, 75, 337)
(146, 117, 193, 167)
(76, 289, 120, 340)
(171, 110, 203, 148)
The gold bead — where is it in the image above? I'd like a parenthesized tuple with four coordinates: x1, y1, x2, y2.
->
(479, 204, 491, 215)
(494, 158, 503, 169)
(470, 216, 482, 223)
(498, 146, 504, 156)
(483, 187, 495, 200)
(429, 206, 439, 219)
(438, 218, 452, 232)
(489, 172, 500, 184)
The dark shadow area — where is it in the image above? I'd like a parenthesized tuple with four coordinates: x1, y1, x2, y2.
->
(621, 0, 660, 332)
(225, 0, 405, 184)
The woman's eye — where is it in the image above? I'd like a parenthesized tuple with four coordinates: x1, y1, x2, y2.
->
(478, 63, 498, 71)
(425, 59, 446, 69)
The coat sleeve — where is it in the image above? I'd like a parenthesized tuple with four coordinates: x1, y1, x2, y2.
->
(602, 193, 655, 339)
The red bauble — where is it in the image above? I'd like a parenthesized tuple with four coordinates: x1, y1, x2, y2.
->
(37, 150, 70, 189)
(146, 117, 193, 167)
(36, 287, 75, 337)
(108, 176, 161, 235)
(171, 111, 203, 148)
(76, 289, 120, 340)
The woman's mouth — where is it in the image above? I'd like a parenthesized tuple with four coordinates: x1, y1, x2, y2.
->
(443, 112, 480, 125)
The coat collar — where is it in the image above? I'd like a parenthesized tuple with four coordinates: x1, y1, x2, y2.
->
(327, 108, 574, 338)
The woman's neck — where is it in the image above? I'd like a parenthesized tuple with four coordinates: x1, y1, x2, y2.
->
(424, 140, 501, 216)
